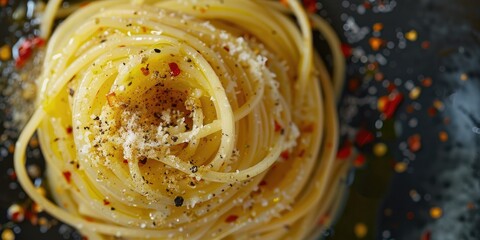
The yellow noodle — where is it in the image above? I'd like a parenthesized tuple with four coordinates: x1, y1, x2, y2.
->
(15, 0, 351, 239)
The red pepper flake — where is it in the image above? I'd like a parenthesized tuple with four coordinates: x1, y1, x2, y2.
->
(379, 92, 404, 119)
(280, 150, 290, 160)
(169, 62, 181, 76)
(103, 199, 110, 205)
(421, 230, 431, 240)
(8, 170, 16, 180)
(302, 123, 315, 133)
(66, 126, 73, 134)
(298, 149, 305, 157)
(337, 140, 352, 159)
(422, 77, 433, 87)
(279, 0, 289, 7)
(15, 37, 45, 68)
(274, 120, 282, 132)
(407, 134, 422, 152)
(355, 129, 375, 147)
(363, 1, 372, 9)
(421, 41, 431, 49)
(259, 180, 267, 186)
(341, 43, 352, 58)
(386, 81, 396, 92)
(317, 214, 330, 225)
(406, 211, 415, 220)
(63, 171, 72, 184)
(225, 214, 238, 223)
(223, 46, 230, 52)
(8, 204, 25, 222)
(141, 66, 149, 76)
(427, 107, 437, 117)
(123, 159, 128, 164)
(404, 105, 414, 114)
(353, 154, 366, 168)
(347, 78, 360, 92)
(303, 0, 317, 13)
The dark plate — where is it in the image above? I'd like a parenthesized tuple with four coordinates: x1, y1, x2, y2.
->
(1, 0, 480, 239)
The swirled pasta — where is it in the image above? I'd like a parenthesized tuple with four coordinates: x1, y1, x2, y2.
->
(14, 0, 350, 239)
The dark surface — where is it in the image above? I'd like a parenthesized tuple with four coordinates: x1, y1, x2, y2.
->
(1, 0, 480, 239)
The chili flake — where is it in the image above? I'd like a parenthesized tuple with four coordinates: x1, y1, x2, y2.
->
(421, 230, 431, 240)
(15, 37, 45, 68)
(353, 154, 366, 168)
(303, 0, 317, 13)
(355, 129, 374, 147)
(407, 134, 421, 152)
(225, 214, 238, 223)
(341, 43, 352, 58)
(280, 150, 290, 160)
(63, 171, 72, 183)
(141, 66, 150, 76)
(337, 141, 352, 159)
(169, 62, 181, 76)
(274, 120, 282, 132)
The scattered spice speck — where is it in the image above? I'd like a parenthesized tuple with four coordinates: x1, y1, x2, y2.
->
(394, 162, 408, 173)
(372, 23, 384, 32)
(373, 143, 388, 157)
(1, 228, 15, 240)
(368, 37, 385, 51)
(354, 222, 368, 238)
(225, 214, 238, 223)
(407, 134, 422, 152)
(405, 30, 418, 41)
(429, 206, 443, 219)
(0, 44, 11, 61)
(438, 131, 448, 142)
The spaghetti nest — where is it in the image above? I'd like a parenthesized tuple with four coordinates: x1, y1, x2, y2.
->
(15, 0, 349, 239)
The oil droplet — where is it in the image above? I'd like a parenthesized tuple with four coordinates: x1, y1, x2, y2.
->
(430, 206, 443, 219)
(373, 143, 387, 157)
(394, 162, 407, 173)
(354, 222, 368, 238)
(1, 229, 14, 240)
(405, 30, 418, 41)
(438, 131, 448, 142)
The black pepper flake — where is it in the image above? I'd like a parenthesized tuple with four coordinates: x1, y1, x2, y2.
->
(190, 165, 198, 173)
(171, 136, 178, 142)
(154, 48, 161, 53)
(69, 88, 75, 96)
(139, 156, 147, 165)
(174, 196, 184, 207)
